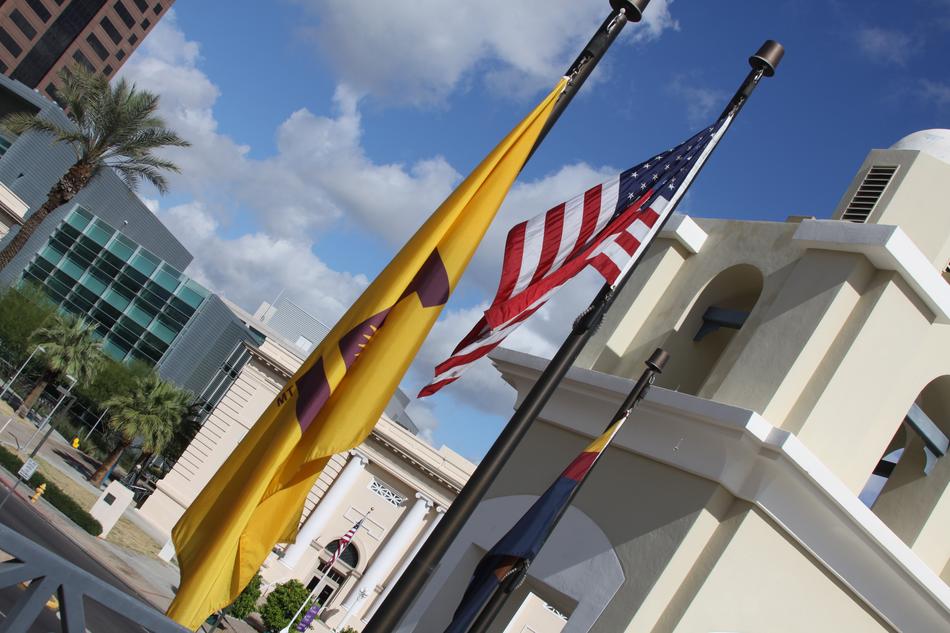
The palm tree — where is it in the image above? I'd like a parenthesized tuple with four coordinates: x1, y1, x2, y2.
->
(18, 315, 101, 416)
(90, 372, 192, 485)
(0, 64, 189, 268)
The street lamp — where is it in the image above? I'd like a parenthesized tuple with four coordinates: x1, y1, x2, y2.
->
(21, 374, 77, 453)
(0, 344, 45, 436)
(0, 373, 76, 511)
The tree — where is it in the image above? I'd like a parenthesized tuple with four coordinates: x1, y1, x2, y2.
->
(227, 573, 262, 620)
(259, 580, 311, 632)
(0, 284, 57, 367)
(0, 64, 189, 269)
(89, 372, 191, 485)
(18, 315, 101, 416)
(74, 357, 152, 409)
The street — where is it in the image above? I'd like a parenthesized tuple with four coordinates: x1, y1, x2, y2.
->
(0, 491, 153, 633)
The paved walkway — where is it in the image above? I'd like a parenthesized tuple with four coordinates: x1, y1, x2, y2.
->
(0, 410, 283, 632)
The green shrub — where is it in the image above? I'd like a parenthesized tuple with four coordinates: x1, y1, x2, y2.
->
(227, 573, 262, 620)
(0, 445, 102, 536)
(259, 579, 311, 632)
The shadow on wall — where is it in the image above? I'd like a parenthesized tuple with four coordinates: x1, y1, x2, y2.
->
(655, 263, 764, 396)
(866, 375, 950, 547)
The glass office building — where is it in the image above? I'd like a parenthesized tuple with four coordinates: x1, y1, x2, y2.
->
(22, 205, 209, 365)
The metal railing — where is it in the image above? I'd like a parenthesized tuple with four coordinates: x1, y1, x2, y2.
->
(0, 522, 188, 632)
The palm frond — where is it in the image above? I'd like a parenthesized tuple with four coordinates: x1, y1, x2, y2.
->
(31, 315, 103, 385)
(0, 111, 66, 138)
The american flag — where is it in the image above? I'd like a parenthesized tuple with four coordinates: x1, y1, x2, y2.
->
(419, 119, 725, 397)
(325, 517, 364, 568)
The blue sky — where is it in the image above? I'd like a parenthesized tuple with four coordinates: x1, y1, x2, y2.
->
(120, 0, 950, 461)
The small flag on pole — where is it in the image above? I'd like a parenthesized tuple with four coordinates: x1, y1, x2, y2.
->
(294, 516, 365, 632)
(442, 418, 625, 633)
(166, 78, 567, 630)
(419, 121, 724, 397)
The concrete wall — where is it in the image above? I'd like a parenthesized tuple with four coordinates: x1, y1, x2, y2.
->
(666, 508, 891, 633)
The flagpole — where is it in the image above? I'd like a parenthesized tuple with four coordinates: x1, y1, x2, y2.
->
(279, 508, 374, 633)
(367, 29, 783, 633)
(464, 349, 668, 633)
(525, 0, 650, 164)
(363, 8, 651, 632)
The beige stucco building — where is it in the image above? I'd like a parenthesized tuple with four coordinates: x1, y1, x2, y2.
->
(138, 299, 475, 632)
(400, 130, 950, 632)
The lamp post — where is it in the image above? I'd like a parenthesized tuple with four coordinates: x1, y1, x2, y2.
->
(0, 344, 45, 436)
(21, 374, 77, 453)
(83, 407, 109, 442)
(0, 374, 76, 511)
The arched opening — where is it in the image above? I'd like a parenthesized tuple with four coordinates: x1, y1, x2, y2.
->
(865, 376, 950, 547)
(324, 539, 359, 569)
(656, 264, 764, 395)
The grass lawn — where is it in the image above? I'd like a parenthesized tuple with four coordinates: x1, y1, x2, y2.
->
(25, 453, 161, 557)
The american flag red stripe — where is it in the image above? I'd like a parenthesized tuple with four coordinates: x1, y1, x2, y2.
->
(325, 517, 363, 567)
(419, 121, 724, 398)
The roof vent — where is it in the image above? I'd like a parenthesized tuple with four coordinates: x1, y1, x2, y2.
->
(842, 165, 898, 223)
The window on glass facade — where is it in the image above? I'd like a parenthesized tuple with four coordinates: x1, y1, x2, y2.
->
(100, 17, 122, 44)
(86, 33, 110, 61)
(26, 0, 51, 23)
(0, 27, 23, 57)
(21, 207, 209, 366)
(10, 9, 37, 40)
(114, 1, 135, 28)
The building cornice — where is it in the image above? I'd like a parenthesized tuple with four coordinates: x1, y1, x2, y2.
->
(243, 341, 296, 379)
(793, 219, 950, 324)
(369, 417, 472, 494)
(490, 347, 950, 633)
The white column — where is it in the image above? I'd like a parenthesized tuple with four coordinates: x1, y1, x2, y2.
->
(281, 451, 369, 568)
(364, 505, 445, 620)
(340, 492, 432, 616)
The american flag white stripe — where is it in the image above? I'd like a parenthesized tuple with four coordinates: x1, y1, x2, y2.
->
(419, 118, 729, 398)
(325, 518, 363, 568)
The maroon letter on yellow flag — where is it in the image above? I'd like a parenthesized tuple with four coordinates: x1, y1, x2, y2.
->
(166, 79, 566, 629)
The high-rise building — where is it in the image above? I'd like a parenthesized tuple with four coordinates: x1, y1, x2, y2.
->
(0, 0, 174, 99)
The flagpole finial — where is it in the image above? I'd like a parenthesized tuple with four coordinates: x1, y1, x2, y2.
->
(749, 40, 784, 77)
(646, 348, 669, 373)
(609, 0, 650, 22)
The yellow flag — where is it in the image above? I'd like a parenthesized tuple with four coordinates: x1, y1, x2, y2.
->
(166, 79, 566, 629)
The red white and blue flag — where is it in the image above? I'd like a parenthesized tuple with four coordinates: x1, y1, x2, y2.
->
(295, 517, 366, 631)
(326, 517, 363, 568)
(419, 120, 725, 398)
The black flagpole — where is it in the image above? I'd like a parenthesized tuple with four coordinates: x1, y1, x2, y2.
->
(364, 4, 650, 627)
(465, 349, 669, 633)
(367, 23, 784, 633)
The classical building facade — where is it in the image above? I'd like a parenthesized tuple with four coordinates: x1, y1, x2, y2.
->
(139, 299, 475, 632)
(401, 130, 950, 632)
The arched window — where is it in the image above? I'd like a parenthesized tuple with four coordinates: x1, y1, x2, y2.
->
(864, 376, 950, 547)
(323, 539, 359, 569)
(656, 263, 764, 396)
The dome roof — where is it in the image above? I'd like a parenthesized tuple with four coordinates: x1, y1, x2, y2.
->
(889, 129, 950, 166)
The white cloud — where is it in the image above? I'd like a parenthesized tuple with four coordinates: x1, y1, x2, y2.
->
(919, 79, 950, 108)
(157, 201, 368, 322)
(667, 76, 728, 126)
(119, 9, 677, 438)
(855, 27, 916, 66)
(292, 0, 678, 104)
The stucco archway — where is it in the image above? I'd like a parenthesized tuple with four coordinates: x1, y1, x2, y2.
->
(398, 495, 624, 633)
